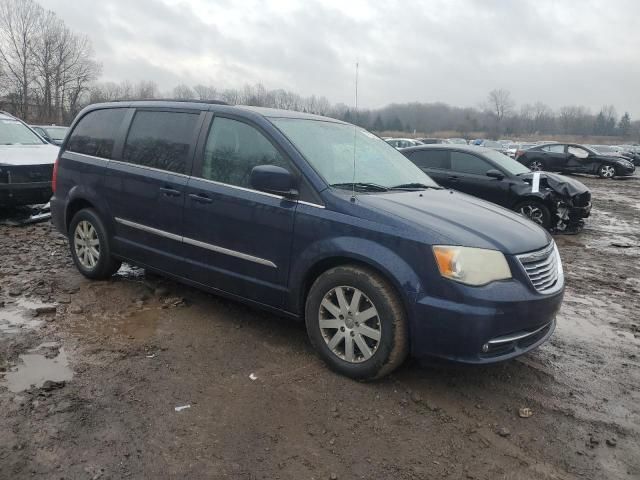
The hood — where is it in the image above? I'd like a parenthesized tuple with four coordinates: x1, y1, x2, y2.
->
(519, 171, 589, 197)
(0, 144, 59, 166)
(355, 189, 551, 255)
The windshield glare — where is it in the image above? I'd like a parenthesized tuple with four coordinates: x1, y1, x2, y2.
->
(272, 119, 439, 189)
(0, 119, 45, 145)
(482, 149, 530, 175)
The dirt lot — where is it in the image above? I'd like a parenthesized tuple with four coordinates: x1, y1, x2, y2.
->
(1, 174, 639, 480)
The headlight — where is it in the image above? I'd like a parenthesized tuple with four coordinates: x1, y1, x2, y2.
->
(432, 246, 512, 286)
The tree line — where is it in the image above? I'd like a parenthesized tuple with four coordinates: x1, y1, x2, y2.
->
(1, 0, 638, 141)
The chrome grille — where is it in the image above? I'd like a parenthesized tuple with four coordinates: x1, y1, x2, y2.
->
(517, 243, 560, 293)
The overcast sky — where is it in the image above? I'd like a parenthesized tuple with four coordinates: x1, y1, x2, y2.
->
(38, 0, 640, 116)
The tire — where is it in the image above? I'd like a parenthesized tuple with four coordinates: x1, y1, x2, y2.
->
(68, 208, 121, 280)
(514, 200, 552, 230)
(597, 164, 616, 179)
(528, 159, 545, 171)
(305, 265, 409, 380)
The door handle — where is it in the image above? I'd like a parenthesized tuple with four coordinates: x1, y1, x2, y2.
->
(188, 193, 213, 204)
(160, 187, 182, 197)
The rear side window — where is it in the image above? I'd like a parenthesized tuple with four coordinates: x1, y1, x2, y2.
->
(67, 108, 127, 159)
(450, 152, 492, 175)
(200, 117, 288, 188)
(123, 111, 199, 174)
(541, 144, 565, 153)
(409, 150, 450, 169)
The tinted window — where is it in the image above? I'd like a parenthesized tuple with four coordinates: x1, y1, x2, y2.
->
(409, 150, 450, 169)
(67, 109, 126, 159)
(201, 117, 288, 188)
(542, 144, 565, 153)
(450, 152, 493, 175)
(123, 111, 198, 174)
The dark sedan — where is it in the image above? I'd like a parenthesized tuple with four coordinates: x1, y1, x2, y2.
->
(400, 144, 591, 232)
(516, 143, 635, 178)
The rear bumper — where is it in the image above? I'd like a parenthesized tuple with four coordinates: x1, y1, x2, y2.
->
(50, 195, 66, 234)
(0, 181, 52, 207)
(409, 279, 563, 364)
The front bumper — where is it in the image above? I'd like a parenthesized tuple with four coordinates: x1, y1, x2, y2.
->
(0, 181, 52, 207)
(409, 262, 564, 363)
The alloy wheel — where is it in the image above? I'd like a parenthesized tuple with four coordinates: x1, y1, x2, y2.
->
(529, 161, 543, 171)
(600, 165, 616, 178)
(318, 286, 382, 363)
(74, 220, 100, 269)
(519, 204, 545, 225)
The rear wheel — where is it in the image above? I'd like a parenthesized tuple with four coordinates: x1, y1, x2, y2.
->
(69, 209, 121, 279)
(514, 200, 551, 230)
(598, 164, 616, 179)
(305, 265, 408, 380)
(528, 159, 544, 171)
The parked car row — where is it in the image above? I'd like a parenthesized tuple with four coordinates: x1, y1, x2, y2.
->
(399, 144, 591, 232)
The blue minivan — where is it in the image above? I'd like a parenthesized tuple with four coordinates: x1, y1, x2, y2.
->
(51, 101, 564, 379)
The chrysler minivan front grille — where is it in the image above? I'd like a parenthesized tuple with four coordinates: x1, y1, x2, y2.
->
(517, 243, 560, 293)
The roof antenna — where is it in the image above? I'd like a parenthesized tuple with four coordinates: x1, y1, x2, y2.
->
(351, 61, 359, 202)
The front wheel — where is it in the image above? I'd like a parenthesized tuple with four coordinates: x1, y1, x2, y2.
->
(528, 160, 544, 171)
(598, 164, 616, 179)
(305, 265, 408, 380)
(69, 208, 121, 280)
(514, 201, 552, 230)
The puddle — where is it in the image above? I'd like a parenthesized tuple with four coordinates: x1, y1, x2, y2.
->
(0, 298, 55, 334)
(71, 308, 161, 340)
(114, 263, 146, 280)
(3, 347, 73, 393)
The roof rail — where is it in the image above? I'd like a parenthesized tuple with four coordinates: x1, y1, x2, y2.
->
(108, 98, 229, 106)
(0, 110, 16, 118)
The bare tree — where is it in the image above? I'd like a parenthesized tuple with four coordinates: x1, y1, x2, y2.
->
(172, 83, 194, 99)
(0, 0, 43, 120)
(193, 84, 217, 100)
(486, 88, 514, 136)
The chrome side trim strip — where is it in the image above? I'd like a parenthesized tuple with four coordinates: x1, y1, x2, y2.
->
(188, 176, 286, 200)
(115, 217, 183, 242)
(297, 200, 325, 209)
(114, 217, 277, 268)
(109, 158, 190, 178)
(487, 322, 551, 346)
(182, 237, 277, 268)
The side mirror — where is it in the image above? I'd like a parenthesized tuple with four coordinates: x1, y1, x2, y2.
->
(250, 165, 298, 197)
(486, 169, 504, 180)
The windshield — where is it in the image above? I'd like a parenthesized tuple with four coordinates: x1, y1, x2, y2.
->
(482, 149, 530, 175)
(0, 119, 45, 145)
(43, 126, 68, 141)
(272, 119, 440, 190)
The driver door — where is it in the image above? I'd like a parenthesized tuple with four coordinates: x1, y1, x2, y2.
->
(181, 115, 298, 308)
(565, 145, 591, 173)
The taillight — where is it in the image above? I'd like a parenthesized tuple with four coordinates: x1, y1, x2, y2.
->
(52, 157, 59, 193)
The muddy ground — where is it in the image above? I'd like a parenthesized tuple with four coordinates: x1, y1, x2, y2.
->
(1, 174, 639, 480)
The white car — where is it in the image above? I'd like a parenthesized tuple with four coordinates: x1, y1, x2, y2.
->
(0, 111, 59, 207)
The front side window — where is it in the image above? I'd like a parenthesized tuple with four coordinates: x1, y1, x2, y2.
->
(272, 119, 439, 189)
(409, 150, 450, 170)
(67, 108, 127, 159)
(567, 146, 589, 159)
(123, 110, 199, 174)
(201, 117, 289, 187)
(450, 152, 493, 176)
(0, 119, 46, 146)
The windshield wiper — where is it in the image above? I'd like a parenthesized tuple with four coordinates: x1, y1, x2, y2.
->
(330, 182, 389, 192)
(390, 183, 442, 190)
